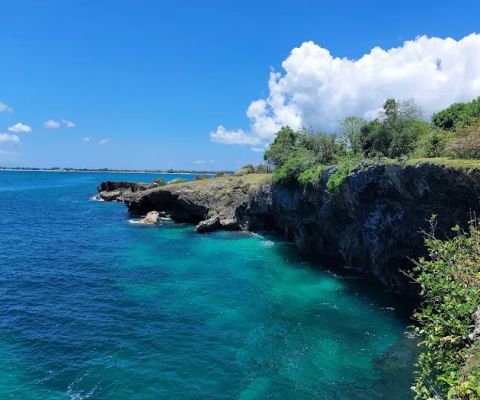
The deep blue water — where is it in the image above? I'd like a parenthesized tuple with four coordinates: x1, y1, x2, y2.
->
(0, 171, 417, 399)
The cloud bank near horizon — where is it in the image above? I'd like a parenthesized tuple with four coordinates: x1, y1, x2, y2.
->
(210, 33, 480, 148)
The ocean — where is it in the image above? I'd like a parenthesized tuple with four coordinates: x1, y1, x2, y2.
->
(0, 170, 417, 399)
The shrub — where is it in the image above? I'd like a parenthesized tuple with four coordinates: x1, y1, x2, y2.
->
(297, 165, 325, 186)
(432, 97, 480, 131)
(326, 158, 355, 194)
(235, 164, 255, 176)
(168, 178, 187, 184)
(272, 148, 316, 184)
(414, 129, 450, 158)
(153, 177, 166, 186)
(254, 163, 270, 174)
(412, 217, 480, 399)
(448, 124, 480, 159)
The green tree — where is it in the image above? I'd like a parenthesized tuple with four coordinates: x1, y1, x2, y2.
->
(359, 99, 424, 157)
(264, 126, 299, 167)
(339, 116, 367, 155)
(432, 97, 480, 131)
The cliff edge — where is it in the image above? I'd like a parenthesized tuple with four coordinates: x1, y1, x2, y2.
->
(97, 163, 480, 294)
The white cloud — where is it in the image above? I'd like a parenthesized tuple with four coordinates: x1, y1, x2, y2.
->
(82, 136, 91, 143)
(0, 101, 13, 113)
(44, 120, 61, 129)
(211, 33, 480, 147)
(210, 125, 262, 145)
(99, 138, 109, 145)
(61, 119, 75, 128)
(0, 133, 20, 144)
(8, 122, 31, 133)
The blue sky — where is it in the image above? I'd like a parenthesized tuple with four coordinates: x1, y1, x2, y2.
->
(1, 0, 480, 170)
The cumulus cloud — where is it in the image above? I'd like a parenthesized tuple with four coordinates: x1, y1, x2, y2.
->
(0, 101, 13, 113)
(44, 120, 61, 129)
(0, 133, 20, 144)
(61, 119, 75, 128)
(211, 33, 480, 147)
(99, 138, 109, 145)
(194, 159, 214, 164)
(82, 136, 91, 143)
(8, 122, 32, 133)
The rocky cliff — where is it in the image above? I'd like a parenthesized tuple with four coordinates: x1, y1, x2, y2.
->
(97, 163, 480, 294)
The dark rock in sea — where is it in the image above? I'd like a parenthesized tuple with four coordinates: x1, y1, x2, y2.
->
(97, 163, 480, 294)
(96, 181, 157, 202)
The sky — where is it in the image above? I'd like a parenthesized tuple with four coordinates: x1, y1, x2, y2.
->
(1, 0, 480, 170)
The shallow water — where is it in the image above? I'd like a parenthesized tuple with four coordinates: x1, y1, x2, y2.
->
(0, 171, 417, 399)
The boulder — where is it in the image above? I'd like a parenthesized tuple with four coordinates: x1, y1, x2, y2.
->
(140, 211, 160, 225)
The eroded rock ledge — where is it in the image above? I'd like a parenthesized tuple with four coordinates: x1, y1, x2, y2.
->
(97, 163, 480, 294)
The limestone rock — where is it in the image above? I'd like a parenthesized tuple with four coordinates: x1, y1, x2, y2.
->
(140, 211, 160, 225)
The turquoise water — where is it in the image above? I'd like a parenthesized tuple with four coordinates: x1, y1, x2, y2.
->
(0, 171, 416, 399)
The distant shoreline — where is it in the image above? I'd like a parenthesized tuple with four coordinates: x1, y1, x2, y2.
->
(0, 167, 224, 175)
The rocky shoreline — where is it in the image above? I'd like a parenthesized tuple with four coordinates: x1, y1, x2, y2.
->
(97, 162, 480, 295)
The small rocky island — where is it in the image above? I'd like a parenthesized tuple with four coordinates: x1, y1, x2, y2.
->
(97, 161, 480, 295)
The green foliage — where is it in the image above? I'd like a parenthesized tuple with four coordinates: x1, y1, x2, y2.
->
(153, 177, 166, 186)
(432, 97, 480, 131)
(168, 178, 187, 184)
(339, 116, 367, 155)
(272, 147, 317, 184)
(235, 164, 256, 176)
(412, 217, 480, 399)
(267, 127, 343, 184)
(359, 99, 425, 158)
(326, 158, 356, 194)
(298, 165, 325, 186)
(264, 126, 299, 167)
(299, 131, 342, 164)
(448, 124, 480, 159)
(254, 163, 270, 174)
(415, 129, 450, 158)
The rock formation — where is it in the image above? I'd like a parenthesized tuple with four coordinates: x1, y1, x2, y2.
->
(97, 163, 480, 294)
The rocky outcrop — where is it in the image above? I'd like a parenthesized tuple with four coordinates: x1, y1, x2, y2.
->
(268, 163, 480, 293)
(96, 181, 157, 202)
(97, 163, 480, 294)
(140, 211, 160, 225)
(469, 307, 480, 342)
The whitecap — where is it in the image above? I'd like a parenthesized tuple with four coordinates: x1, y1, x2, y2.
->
(89, 195, 104, 202)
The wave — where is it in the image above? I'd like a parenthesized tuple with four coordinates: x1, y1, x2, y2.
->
(89, 195, 104, 202)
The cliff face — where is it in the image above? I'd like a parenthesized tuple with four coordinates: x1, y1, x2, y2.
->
(267, 163, 480, 293)
(98, 164, 480, 294)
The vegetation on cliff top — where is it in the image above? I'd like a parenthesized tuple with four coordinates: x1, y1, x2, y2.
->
(263, 96, 480, 189)
(412, 217, 480, 399)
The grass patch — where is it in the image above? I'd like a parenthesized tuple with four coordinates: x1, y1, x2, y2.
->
(406, 157, 480, 169)
(161, 173, 272, 189)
